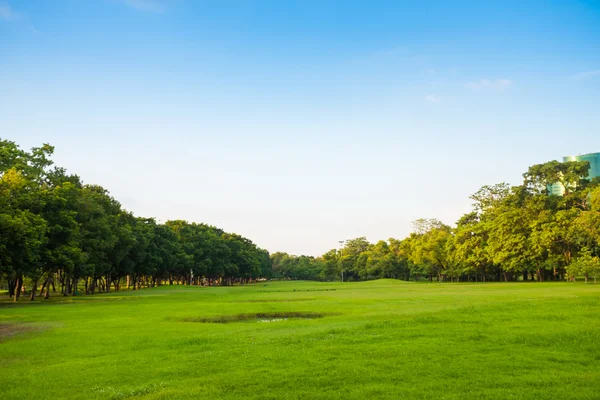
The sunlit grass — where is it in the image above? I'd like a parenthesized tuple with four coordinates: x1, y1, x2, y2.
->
(1, 280, 599, 399)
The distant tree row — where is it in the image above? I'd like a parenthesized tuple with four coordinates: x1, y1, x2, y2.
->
(3, 138, 600, 300)
(0, 139, 271, 301)
(273, 161, 600, 283)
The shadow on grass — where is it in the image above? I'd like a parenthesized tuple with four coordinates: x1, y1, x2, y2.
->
(231, 298, 316, 303)
(181, 311, 339, 324)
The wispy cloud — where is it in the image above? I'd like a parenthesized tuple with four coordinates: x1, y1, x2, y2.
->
(123, 0, 166, 13)
(570, 70, 600, 81)
(424, 94, 441, 104)
(0, 2, 15, 20)
(466, 78, 513, 91)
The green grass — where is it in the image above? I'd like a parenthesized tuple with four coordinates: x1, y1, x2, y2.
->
(1, 280, 599, 399)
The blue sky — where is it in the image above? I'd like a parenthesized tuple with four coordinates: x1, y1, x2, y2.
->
(1, 0, 599, 255)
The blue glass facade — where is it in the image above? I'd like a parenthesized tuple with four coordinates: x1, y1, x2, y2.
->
(563, 152, 600, 180)
(549, 152, 600, 195)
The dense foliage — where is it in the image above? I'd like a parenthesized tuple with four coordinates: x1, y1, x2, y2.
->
(274, 162, 600, 283)
(2, 139, 600, 300)
(0, 139, 271, 301)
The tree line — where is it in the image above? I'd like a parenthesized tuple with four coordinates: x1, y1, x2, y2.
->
(3, 139, 600, 301)
(0, 139, 271, 301)
(272, 160, 600, 283)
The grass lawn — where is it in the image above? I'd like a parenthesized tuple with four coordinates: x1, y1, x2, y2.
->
(1, 280, 599, 399)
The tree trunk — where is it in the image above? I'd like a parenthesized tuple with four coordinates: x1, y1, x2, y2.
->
(64, 277, 71, 296)
(30, 279, 38, 301)
(38, 277, 48, 297)
(43, 274, 51, 299)
(8, 279, 16, 298)
(73, 277, 78, 296)
(14, 276, 22, 302)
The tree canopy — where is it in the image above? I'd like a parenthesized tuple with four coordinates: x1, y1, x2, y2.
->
(0, 139, 270, 301)
(2, 138, 600, 299)
(271, 161, 600, 283)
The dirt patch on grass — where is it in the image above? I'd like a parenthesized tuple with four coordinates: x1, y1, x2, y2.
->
(236, 298, 316, 303)
(0, 322, 39, 342)
(182, 311, 338, 324)
(258, 289, 336, 293)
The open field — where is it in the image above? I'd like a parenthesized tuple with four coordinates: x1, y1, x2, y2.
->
(1, 280, 599, 399)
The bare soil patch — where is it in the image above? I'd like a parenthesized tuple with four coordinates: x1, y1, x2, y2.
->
(236, 298, 315, 303)
(182, 311, 337, 324)
(0, 322, 37, 341)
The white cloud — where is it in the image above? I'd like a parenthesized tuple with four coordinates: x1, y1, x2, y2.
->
(0, 2, 15, 20)
(570, 70, 600, 81)
(123, 0, 165, 13)
(466, 78, 513, 91)
(424, 94, 441, 104)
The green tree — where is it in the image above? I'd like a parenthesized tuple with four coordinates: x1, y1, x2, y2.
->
(567, 247, 600, 284)
(524, 160, 590, 196)
(407, 220, 451, 281)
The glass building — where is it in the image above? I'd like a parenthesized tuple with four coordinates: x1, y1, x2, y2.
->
(549, 152, 600, 195)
